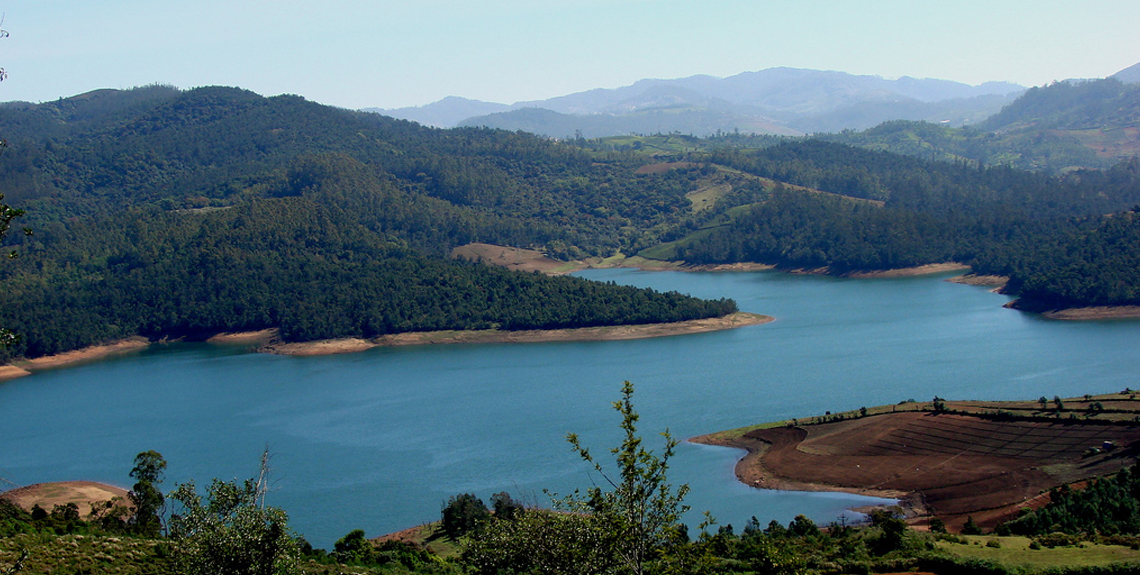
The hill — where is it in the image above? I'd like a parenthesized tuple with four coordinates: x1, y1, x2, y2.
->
(0, 86, 741, 362)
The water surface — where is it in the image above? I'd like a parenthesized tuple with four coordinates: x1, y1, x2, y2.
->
(3, 269, 1139, 547)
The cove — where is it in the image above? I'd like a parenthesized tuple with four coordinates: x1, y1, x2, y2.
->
(4, 268, 1140, 548)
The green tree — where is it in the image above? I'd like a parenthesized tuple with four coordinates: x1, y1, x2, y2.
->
(128, 450, 167, 536)
(961, 516, 983, 535)
(168, 450, 299, 575)
(490, 491, 523, 520)
(556, 380, 692, 575)
(441, 493, 491, 539)
(332, 529, 374, 564)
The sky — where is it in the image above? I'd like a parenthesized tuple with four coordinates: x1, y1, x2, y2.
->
(1, 0, 1138, 110)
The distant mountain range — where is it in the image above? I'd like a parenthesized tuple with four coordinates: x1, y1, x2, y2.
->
(368, 67, 1026, 137)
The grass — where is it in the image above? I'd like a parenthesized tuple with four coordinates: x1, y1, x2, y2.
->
(0, 532, 174, 575)
(939, 535, 1140, 568)
(685, 183, 733, 212)
(636, 227, 721, 261)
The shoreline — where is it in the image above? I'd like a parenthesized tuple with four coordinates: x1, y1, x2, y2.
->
(4, 258, 1135, 377)
(1005, 299, 1140, 320)
(0, 337, 152, 382)
(1, 312, 772, 373)
(688, 432, 913, 503)
(1039, 305, 1140, 321)
(264, 311, 773, 356)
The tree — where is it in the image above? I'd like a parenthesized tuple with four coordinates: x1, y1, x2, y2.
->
(168, 449, 299, 575)
(490, 491, 523, 520)
(556, 380, 692, 575)
(441, 493, 490, 539)
(961, 516, 983, 535)
(331, 529, 374, 564)
(128, 450, 167, 536)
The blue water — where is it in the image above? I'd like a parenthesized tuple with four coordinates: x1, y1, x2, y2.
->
(3, 269, 1140, 547)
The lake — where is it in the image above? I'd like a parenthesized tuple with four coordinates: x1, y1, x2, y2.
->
(4, 268, 1140, 548)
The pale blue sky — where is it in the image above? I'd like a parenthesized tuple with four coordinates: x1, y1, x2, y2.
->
(1, 0, 1137, 109)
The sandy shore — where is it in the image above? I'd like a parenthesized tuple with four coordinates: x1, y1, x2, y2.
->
(19, 337, 151, 370)
(265, 312, 773, 356)
(1040, 305, 1140, 320)
(1, 314, 772, 373)
(0, 365, 31, 381)
(1, 337, 153, 382)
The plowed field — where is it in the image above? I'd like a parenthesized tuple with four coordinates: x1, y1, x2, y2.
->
(705, 411, 1140, 531)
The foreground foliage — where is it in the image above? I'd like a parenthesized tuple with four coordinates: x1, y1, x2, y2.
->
(169, 476, 300, 575)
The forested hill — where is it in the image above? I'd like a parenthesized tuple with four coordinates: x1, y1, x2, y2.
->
(0, 86, 738, 361)
(0, 85, 701, 258)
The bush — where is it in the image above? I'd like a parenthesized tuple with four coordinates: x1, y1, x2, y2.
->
(1037, 531, 1080, 548)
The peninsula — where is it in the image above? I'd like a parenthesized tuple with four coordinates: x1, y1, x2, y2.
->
(692, 392, 1140, 532)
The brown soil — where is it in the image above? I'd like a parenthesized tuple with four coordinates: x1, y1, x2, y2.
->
(695, 411, 1140, 532)
(1, 481, 130, 514)
(266, 312, 773, 356)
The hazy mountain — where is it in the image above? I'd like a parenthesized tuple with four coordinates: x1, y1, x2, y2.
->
(773, 93, 1019, 133)
(368, 96, 510, 128)
(458, 106, 801, 139)
(397, 67, 1024, 138)
(1112, 61, 1140, 84)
